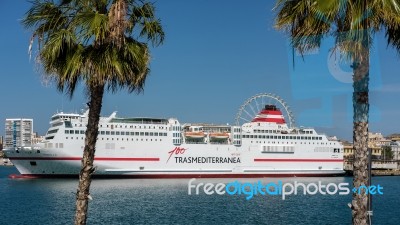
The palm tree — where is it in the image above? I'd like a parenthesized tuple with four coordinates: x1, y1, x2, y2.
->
(274, 0, 400, 224)
(22, 0, 164, 224)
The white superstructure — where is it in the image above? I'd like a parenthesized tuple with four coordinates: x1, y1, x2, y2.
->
(4, 104, 344, 178)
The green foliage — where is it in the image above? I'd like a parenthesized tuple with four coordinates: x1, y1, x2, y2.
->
(382, 145, 394, 160)
(22, 0, 165, 97)
(274, 0, 400, 61)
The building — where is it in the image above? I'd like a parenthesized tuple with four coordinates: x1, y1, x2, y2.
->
(342, 142, 383, 171)
(390, 141, 400, 161)
(369, 132, 391, 147)
(31, 132, 44, 145)
(4, 118, 33, 148)
(0, 136, 3, 150)
(343, 144, 381, 160)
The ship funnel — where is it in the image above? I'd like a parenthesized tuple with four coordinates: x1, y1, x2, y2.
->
(251, 105, 286, 124)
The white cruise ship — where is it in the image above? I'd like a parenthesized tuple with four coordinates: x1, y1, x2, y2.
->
(4, 94, 344, 178)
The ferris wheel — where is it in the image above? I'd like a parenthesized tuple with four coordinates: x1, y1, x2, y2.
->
(235, 93, 295, 128)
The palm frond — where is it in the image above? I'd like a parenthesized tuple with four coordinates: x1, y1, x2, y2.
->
(72, 10, 108, 44)
(24, 0, 164, 97)
(128, 1, 165, 46)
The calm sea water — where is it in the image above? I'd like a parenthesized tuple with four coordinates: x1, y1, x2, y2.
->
(0, 166, 399, 225)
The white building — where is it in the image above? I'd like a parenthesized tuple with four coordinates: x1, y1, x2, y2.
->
(391, 141, 400, 161)
(4, 119, 33, 148)
(369, 132, 391, 147)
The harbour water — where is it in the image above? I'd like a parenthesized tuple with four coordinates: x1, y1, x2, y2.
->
(1, 166, 399, 225)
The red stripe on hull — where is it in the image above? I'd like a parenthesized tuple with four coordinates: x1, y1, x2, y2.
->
(8, 157, 159, 161)
(254, 159, 343, 162)
(10, 173, 345, 179)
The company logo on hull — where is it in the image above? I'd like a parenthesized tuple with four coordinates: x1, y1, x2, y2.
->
(167, 147, 241, 164)
(167, 147, 187, 163)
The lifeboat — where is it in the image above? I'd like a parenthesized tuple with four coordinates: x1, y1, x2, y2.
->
(209, 132, 230, 140)
(185, 132, 205, 139)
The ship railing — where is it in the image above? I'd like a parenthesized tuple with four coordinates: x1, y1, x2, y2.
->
(184, 141, 207, 144)
(209, 141, 229, 145)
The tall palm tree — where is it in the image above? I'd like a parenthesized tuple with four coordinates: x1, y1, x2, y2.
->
(274, 0, 400, 224)
(22, 0, 164, 224)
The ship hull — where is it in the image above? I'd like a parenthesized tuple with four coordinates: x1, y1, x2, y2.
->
(4, 106, 345, 178)
(5, 143, 345, 178)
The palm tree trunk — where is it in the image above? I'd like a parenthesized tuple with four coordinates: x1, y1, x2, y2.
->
(352, 51, 370, 225)
(74, 83, 105, 225)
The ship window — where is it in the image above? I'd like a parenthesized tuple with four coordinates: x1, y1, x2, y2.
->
(75, 130, 79, 134)
(59, 143, 63, 148)
(140, 132, 144, 136)
(106, 131, 110, 135)
(101, 131, 105, 135)
(65, 121, 73, 128)
(111, 131, 115, 135)
(121, 131, 125, 135)
(145, 132, 149, 136)
(116, 131, 120, 135)
(135, 132, 139, 135)
(80, 130, 85, 134)
(47, 129, 58, 134)
(65, 130, 69, 134)
(51, 116, 60, 121)
(155, 133, 158, 136)
(30, 161, 37, 166)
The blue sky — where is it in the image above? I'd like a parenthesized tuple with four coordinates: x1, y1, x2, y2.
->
(1, 0, 400, 141)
